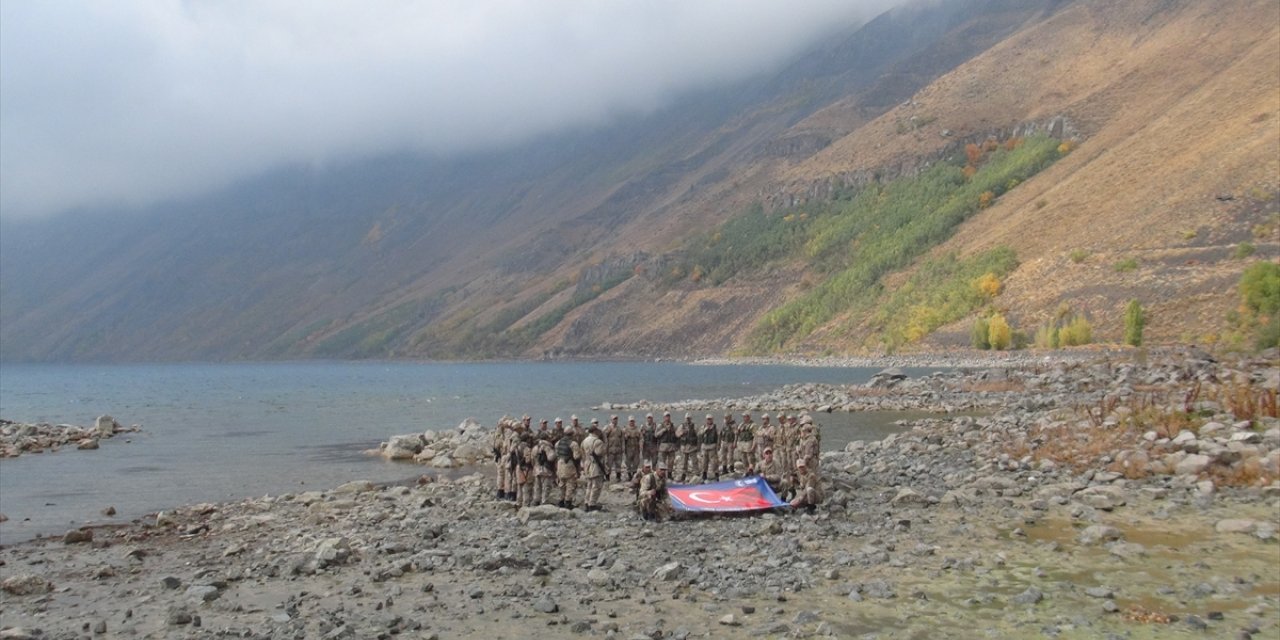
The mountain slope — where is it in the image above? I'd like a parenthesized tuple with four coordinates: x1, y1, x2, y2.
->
(1, 0, 1276, 362)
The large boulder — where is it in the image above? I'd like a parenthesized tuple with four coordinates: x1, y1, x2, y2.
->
(94, 415, 120, 437)
(382, 434, 423, 460)
(1, 574, 53, 595)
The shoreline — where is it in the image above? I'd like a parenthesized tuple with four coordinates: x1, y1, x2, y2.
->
(2, 349, 1277, 639)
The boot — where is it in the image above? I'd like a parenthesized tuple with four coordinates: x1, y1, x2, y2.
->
(557, 500, 566, 509)
(496, 489, 505, 499)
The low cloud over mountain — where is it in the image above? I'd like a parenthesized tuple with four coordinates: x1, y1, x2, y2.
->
(0, 0, 897, 218)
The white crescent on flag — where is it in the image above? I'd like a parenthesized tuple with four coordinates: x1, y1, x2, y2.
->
(689, 492, 733, 503)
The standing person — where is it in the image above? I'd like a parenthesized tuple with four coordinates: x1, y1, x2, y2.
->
(798, 420, 821, 474)
(719, 413, 736, 476)
(789, 458, 822, 514)
(536, 418, 550, 442)
(581, 425, 607, 511)
(777, 415, 796, 472)
(677, 413, 699, 482)
(550, 417, 565, 443)
(637, 463, 669, 522)
(642, 414, 658, 467)
(656, 412, 677, 474)
(699, 414, 720, 481)
(515, 433, 535, 507)
(554, 427, 582, 509)
(604, 415, 624, 481)
(533, 432, 557, 505)
(623, 416, 642, 480)
(493, 419, 511, 500)
(736, 412, 757, 473)
(758, 414, 777, 461)
(569, 416, 587, 444)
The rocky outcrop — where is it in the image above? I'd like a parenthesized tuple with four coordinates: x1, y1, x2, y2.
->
(373, 418, 497, 468)
(0, 416, 140, 458)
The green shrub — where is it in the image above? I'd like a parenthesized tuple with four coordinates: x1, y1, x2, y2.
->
(1114, 258, 1139, 273)
(1069, 249, 1089, 264)
(1058, 314, 1094, 346)
(745, 135, 1064, 351)
(870, 247, 1019, 350)
(1124, 299, 1145, 347)
(971, 316, 991, 350)
(1233, 242, 1256, 259)
(1240, 261, 1280, 315)
(1035, 322, 1059, 349)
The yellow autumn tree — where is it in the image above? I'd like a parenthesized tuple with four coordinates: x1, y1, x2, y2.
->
(987, 313, 1012, 350)
(974, 272, 1002, 299)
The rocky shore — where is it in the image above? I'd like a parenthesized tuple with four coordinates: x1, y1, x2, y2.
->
(0, 416, 139, 459)
(1, 350, 1277, 639)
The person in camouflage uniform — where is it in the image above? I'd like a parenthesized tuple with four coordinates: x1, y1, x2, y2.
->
(758, 447, 791, 500)
(514, 433, 535, 507)
(604, 415, 625, 481)
(533, 432, 557, 505)
(554, 427, 582, 509)
(789, 458, 822, 514)
(637, 463, 669, 522)
(493, 419, 511, 500)
(757, 414, 776, 461)
(622, 416, 642, 479)
(568, 415, 586, 444)
(736, 412, 757, 473)
(581, 425, 608, 511)
(718, 413, 736, 476)
(642, 413, 658, 467)
(797, 417, 821, 474)
(698, 414, 720, 481)
(676, 413, 699, 482)
(656, 411, 677, 474)
(550, 417, 565, 443)
(777, 414, 797, 472)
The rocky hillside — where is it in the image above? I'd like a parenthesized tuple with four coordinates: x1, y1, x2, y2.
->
(1, 0, 1276, 362)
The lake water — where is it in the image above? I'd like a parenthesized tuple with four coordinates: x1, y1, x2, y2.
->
(0, 361, 942, 543)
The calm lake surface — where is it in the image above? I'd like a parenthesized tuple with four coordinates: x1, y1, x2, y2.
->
(0, 361, 945, 543)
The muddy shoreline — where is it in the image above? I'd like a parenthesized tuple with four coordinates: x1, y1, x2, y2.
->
(1, 349, 1276, 639)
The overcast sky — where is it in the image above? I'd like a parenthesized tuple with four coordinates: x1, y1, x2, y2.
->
(0, 1, 899, 219)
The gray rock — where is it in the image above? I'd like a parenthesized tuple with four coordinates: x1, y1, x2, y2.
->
(533, 594, 559, 614)
(891, 487, 928, 506)
(63, 528, 94, 544)
(185, 584, 220, 602)
(1012, 587, 1044, 605)
(1175, 454, 1213, 476)
(333, 480, 377, 494)
(0, 574, 53, 595)
(160, 576, 182, 590)
(1085, 586, 1114, 599)
(519, 504, 574, 523)
(1078, 525, 1123, 545)
(653, 561, 684, 582)
(1215, 519, 1257, 534)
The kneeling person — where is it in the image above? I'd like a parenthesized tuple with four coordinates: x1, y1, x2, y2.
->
(788, 458, 822, 514)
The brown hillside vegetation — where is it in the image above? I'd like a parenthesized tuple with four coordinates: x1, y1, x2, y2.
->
(538, 0, 1279, 357)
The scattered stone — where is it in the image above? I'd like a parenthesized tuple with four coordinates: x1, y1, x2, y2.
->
(1, 574, 53, 595)
(1215, 519, 1258, 534)
(63, 528, 93, 544)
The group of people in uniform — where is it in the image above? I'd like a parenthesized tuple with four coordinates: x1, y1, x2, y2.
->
(490, 411, 824, 520)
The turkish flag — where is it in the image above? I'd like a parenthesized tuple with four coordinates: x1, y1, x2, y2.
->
(667, 475, 786, 512)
